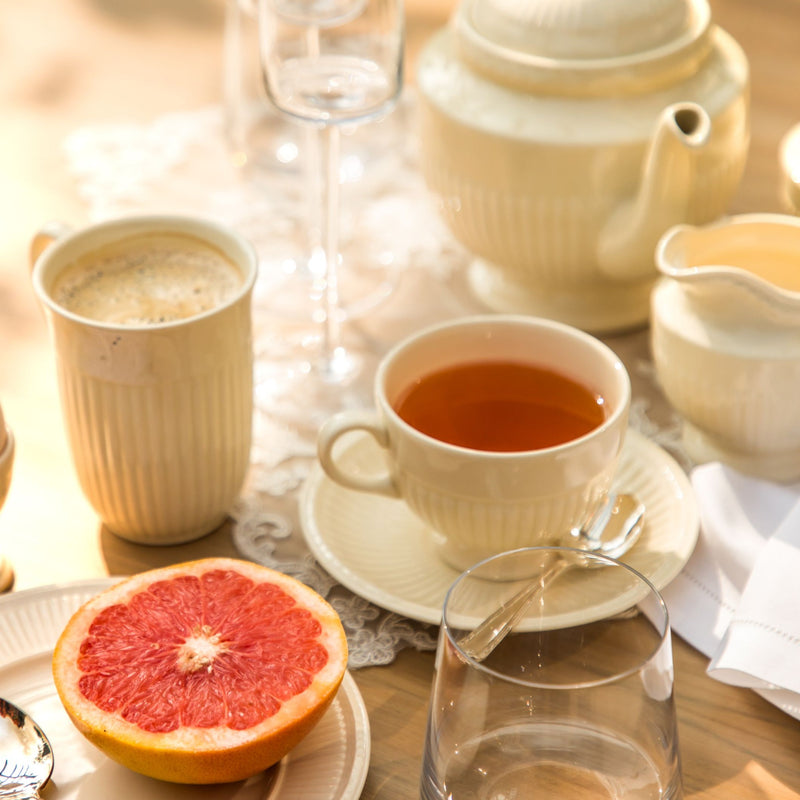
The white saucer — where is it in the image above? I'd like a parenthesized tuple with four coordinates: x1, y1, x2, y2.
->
(0, 579, 370, 800)
(299, 429, 700, 625)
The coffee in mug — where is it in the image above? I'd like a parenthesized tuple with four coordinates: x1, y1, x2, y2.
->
(318, 315, 630, 570)
(50, 232, 243, 326)
(31, 215, 257, 546)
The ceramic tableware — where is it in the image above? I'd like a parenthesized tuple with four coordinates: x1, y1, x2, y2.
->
(0, 579, 371, 800)
(652, 213, 800, 481)
(780, 123, 800, 214)
(300, 428, 700, 624)
(417, 0, 749, 333)
(0, 401, 14, 592)
(30, 215, 256, 544)
(317, 315, 630, 571)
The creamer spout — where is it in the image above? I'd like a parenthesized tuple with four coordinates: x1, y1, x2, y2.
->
(598, 102, 712, 282)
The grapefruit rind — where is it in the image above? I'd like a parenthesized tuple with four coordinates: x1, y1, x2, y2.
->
(52, 558, 348, 784)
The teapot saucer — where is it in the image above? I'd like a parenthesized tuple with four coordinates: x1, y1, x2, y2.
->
(299, 429, 699, 625)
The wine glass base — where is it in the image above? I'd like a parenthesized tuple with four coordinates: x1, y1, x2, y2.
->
(254, 327, 374, 430)
(317, 345, 362, 386)
(253, 245, 400, 325)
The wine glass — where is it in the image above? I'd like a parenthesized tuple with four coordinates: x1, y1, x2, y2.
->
(257, 0, 404, 406)
(225, 0, 407, 329)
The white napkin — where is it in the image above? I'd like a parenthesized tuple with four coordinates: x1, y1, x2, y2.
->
(662, 462, 800, 717)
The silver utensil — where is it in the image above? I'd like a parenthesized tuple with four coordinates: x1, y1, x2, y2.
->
(0, 698, 53, 799)
(458, 492, 646, 661)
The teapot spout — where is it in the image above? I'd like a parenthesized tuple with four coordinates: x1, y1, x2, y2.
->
(598, 102, 712, 282)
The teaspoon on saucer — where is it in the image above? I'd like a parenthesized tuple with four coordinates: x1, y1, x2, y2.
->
(458, 492, 646, 661)
(0, 697, 54, 799)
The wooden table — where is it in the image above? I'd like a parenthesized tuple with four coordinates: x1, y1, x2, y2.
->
(1, 1, 799, 797)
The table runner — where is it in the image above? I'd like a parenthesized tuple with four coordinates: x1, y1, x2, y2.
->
(62, 98, 688, 668)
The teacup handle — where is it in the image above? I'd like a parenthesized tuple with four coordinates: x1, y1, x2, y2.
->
(317, 411, 400, 499)
(29, 221, 73, 272)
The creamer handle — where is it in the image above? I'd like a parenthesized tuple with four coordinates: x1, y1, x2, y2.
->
(317, 410, 400, 498)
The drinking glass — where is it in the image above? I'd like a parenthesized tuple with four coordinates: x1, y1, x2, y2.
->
(258, 0, 404, 394)
(421, 547, 683, 800)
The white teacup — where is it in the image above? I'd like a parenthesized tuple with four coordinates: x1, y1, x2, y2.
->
(31, 215, 257, 545)
(318, 315, 631, 570)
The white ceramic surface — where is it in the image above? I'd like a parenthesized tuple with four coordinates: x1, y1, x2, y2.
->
(416, 0, 749, 332)
(0, 402, 14, 592)
(30, 216, 256, 544)
(317, 315, 631, 572)
(780, 122, 800, 214)
(652, 214, 800, 481)
(0, 402, 12, 510)
(303, 428, 699, 625)
(0, 579, 370, 800)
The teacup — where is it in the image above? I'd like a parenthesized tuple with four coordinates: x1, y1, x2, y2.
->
(30, 215, 257, 545)
(317, 315, 631, 570)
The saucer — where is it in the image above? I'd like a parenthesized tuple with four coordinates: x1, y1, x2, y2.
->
(299, 429, 699, 625)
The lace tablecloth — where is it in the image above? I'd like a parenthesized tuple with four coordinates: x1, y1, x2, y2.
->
(62, 96, 689, 668)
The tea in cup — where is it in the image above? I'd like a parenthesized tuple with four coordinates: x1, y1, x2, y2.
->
(31, 215, 257, 545)
(317, 315, 631, 570)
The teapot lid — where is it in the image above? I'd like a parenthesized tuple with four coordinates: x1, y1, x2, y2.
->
(454, 0, 713, 95)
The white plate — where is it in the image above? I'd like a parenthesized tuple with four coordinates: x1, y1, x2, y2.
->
(300, 428, 700, 625)
(0, 579, 370, 800)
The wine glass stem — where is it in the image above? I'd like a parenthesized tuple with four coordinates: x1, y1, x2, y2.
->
(319, 121, 343, 377)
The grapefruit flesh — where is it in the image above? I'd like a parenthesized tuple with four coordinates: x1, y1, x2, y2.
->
(52, 558, 348, 784)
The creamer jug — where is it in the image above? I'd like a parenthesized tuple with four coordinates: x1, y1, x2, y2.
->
(651, 214, 800, 481)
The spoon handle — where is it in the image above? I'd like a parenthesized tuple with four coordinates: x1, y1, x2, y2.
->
(457, 557, 571, 661)
(0, 772, 44, 799)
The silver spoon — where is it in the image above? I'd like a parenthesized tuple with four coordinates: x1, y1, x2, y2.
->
(458, 492, 646, 661)
(0, 698, 53, 799)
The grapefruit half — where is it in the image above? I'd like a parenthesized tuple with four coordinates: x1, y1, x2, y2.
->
(52, 557, 348, 784)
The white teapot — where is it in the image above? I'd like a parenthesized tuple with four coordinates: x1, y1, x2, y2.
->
(417, 0, 750, 333)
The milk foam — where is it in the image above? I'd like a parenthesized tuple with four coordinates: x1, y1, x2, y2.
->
(52, 232, 243, 325)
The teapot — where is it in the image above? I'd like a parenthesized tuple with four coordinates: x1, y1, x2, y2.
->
(651, 214, 800, 481)
(416, 0, 750, 333)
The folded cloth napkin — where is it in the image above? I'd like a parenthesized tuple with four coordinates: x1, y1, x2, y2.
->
(662, 462, 800, 718)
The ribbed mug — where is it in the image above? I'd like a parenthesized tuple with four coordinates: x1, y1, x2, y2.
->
(31, 215, 256, 545)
